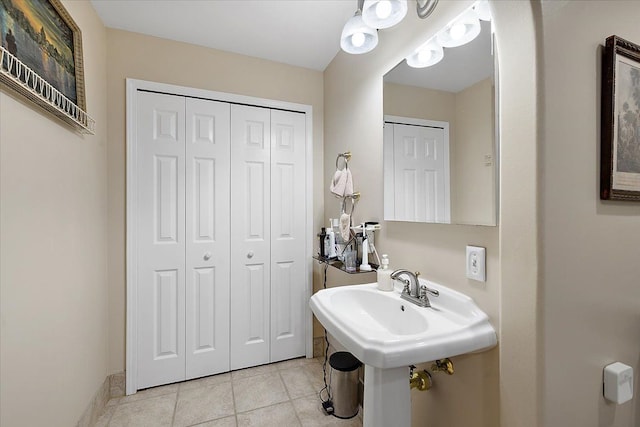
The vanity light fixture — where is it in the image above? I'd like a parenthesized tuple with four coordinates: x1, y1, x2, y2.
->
(362, 0, 408, 30)
(436, 8, 481, 48)
(340, 8, 379, 54)
(406, 38, 443, 68)
(340, 0, 438, 54)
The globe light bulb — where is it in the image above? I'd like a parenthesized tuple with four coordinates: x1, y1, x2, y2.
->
(376, 0, 392, 19)
(449, 22, 467, 40)
(341, 12, 378, 54)
(362, 0, 407, 30)
(406, 38, 443, 68)
(351, 32, 366, 48)
(417, 50, 432, 63)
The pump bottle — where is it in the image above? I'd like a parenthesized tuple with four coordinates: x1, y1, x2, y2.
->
(377, 254, 394, 291)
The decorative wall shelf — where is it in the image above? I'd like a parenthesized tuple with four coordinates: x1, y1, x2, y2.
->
(0, 47, 95, 134)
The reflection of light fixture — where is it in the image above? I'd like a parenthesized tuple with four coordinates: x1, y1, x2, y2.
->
(436, 8, 481, 48)
(362, 0, 408, 29)
(404, 2, 491, 69)
(406, 39, 443, 68)
(340, 10, 379, 54)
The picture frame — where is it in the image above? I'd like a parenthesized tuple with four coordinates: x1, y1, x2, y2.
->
(0, 0, 88, 120)
(601, 35, 640, 201)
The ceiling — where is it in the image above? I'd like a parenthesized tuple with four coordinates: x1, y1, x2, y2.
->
(90, 0, 356, 71)
(91, 0, 493, 91)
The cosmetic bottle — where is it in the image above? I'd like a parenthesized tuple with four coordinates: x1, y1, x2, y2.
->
(318, 227, 327, 258)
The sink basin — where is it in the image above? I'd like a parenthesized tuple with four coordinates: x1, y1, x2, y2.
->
(309, 281, 497, 369)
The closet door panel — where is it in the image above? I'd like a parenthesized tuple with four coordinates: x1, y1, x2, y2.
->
(137, 92, 186, 389)
(230, 104, 271, 370)
(185, 98, 231, 379)
(270, 110, 306, 362)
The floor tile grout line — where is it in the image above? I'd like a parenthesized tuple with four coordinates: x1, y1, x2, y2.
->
(170, 384, 181, 427)
(277, 370, 304, 426)
(279, 370, 294, 402)
(230, 370, 239, 425)
(285, 380, 305, 426)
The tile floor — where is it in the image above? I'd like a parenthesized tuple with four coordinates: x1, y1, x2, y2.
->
(96, 357, 362, 427)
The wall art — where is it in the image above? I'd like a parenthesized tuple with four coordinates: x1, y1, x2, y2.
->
(601, 35, 640, 201)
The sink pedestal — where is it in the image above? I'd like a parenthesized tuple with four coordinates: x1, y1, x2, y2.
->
(363, 365, 411, 427)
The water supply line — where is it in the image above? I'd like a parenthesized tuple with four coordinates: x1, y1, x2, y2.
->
(410, 365, 433, 391)
(431, 358, 455, 375)
(409, 358, 455, 391)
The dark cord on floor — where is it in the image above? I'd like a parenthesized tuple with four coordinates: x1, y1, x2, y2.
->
(318, 263, 334, 414)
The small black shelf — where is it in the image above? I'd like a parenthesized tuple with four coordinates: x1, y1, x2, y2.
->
(313, 255, 378, 274)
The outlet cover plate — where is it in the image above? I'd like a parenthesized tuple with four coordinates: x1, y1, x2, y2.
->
(466, 246, 486, 282)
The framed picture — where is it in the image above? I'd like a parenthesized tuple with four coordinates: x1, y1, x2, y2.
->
(0, 0, 86, 110)
(601, 35, 640, 201)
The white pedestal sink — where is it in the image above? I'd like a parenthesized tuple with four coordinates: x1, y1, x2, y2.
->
(309, 281, 497, 427)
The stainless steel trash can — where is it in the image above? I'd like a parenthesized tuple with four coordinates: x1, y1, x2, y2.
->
(329, 351, 362, 419)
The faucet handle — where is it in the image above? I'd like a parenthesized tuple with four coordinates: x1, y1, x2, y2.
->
(415, 271, 420, 279)
(419, 284, 439, 299)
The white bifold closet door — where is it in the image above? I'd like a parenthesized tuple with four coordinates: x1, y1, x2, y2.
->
(230, 105, 306, 370)
(137, 92, 231, 389)
(184, 98, 231, 380)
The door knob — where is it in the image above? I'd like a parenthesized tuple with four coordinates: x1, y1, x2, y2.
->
(247, 251, 254, 259)
(203, 252, 212, 260)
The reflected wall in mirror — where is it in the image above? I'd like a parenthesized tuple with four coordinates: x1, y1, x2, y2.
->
(383, 19, 498, 226)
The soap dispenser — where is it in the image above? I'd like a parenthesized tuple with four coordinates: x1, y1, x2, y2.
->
(377, 254, 393, 291)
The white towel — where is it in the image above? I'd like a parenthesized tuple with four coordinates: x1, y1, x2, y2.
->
(330, 168, 354, 197)
(339, 213, 351, 241)
(344, 169, 353, 196)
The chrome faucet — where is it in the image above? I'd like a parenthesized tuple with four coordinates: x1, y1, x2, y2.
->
(390, 269, 439, 308)
(390, 269, 420, 296)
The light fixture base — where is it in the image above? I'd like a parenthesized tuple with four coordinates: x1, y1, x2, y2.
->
(416, 0, 439, 19)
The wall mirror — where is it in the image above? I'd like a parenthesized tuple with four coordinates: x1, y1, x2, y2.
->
(383, 19, 498, 226)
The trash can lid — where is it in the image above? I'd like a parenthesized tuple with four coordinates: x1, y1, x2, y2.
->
(329, 351, 362, 372)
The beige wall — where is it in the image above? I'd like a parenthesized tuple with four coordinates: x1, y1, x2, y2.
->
(106, 29, 325, 373)
(384, 81, 457, 122)
(323, 1, 504, 425)
(491, 2, 541, 425)
(0, 1, 109, 426)
(540, 1, 640, 425)
(454, 78, 495, 225)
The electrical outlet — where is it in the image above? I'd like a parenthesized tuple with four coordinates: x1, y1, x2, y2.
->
(466, 246, 486, 282)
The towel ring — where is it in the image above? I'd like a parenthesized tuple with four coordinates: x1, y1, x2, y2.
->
(341, 194, 358, 216)
(336, 151, 351, 171)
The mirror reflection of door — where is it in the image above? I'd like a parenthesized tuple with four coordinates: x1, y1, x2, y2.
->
(384, 119, 450, 223)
